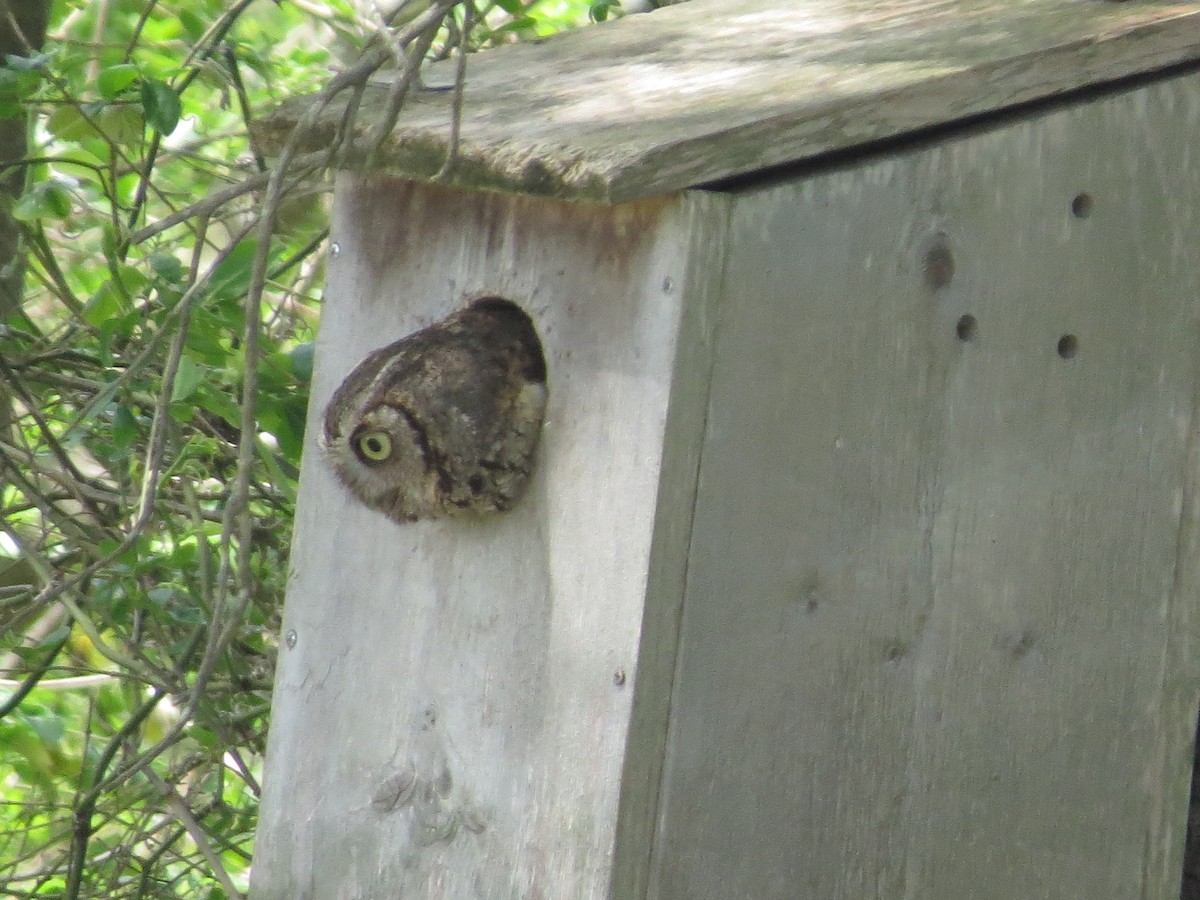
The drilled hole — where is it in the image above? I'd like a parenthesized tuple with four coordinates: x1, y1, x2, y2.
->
(1071, 193, 1093, 218)
(923, 241, 954, 290)
(955, 314, 977, 342)
(1057, 334, 1079, 359)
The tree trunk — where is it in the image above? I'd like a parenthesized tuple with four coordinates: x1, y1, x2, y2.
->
(0, 0, 51, 325)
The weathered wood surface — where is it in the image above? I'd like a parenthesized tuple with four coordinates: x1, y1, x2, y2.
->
(647, 72, 1200, 899)
(248, 179, 730, 899)
(255, 0, 1200, 203)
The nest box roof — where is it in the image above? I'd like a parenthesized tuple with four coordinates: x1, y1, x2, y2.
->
(256, 0, 1200, 203)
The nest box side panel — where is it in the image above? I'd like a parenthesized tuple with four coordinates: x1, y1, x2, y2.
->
(649, 72, 1200, 899)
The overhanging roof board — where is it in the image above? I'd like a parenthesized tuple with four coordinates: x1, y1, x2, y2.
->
(255, 0, 1200, 203)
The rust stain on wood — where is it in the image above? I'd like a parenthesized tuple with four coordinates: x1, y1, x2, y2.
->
(341, 175, 677, 291)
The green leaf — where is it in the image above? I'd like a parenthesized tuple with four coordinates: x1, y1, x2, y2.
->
(35, 626, 71, 648)
(112, 404, 139, 449)
(101, 221, 122, 264)
(97, 64, 139, 99)
(49, 102, 145, 147)
(170, 401, 196, 424)
(168, 604, 206, 625)
(496, 0, 523, 12)
(141, 78, 181, 135)
(22, 711, 65, 746)
(111, 262, 150, 302)
(207, 239, 257, 300)
(495, 15, 539, 34)
(4, 53, 49, 73)
(289, 342, 315, 382)
(255, 431, 295, 487)
(195, 386, 240, 428)
(259, 395, 307, 466)
(97, 311, 140, 353)
(44, 183, 73, 217)
(147, 586, 175, 606)
(171, 356, 205, 402)
(97, 103, 146, 146)
(82, 280, 128, 327)
(45, 104, 98, 142)
(178, 11, 208, 41)
(147, 252, 185, 285)
(0, 66, 42, 107)
(11, 181, 73, 221)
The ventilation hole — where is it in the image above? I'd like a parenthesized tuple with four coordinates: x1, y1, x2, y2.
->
(923, 241, 954, 290)
(1071, 193, 1093, 218)
(1057, 334, 1079, 359)
(955, 314, 977, 342)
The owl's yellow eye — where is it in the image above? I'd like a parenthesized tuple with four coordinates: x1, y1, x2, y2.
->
(356, 430, 392, 462)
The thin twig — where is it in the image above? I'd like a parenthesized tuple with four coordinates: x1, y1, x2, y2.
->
(0, 354, 107, 522)
(64, 688, 166, 900)
(0, 627, 72, 721)
(224, 45, 267, 174)
(21, 223, 258, 615)
(366, 2, 458, 161)
(143, 768, 244, 900)
(128, 151, 328, 246)
(435, 0, 473, 181)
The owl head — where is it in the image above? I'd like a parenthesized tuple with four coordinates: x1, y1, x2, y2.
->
(323, 400, 440, 523)
(320, 298, 548, 524)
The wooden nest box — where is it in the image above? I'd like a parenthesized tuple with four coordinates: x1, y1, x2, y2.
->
(250, 1, 1200, 897)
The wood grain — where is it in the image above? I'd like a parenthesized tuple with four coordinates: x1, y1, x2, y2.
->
(248, 178, 730, 899)
(647, 72, 1200, 899)
(255, 0, 1200, 202)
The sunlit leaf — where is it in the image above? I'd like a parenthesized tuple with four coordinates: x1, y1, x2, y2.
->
(11, 181, 72, 221)
(46, 103, 100, 141)
(97, 63, 139, 99)
(171, 356, 205, 402)
(82, 280, 128, 327)
(178, 10, 208, 41)
(98, 103, 148, 145)
(22, 712, 65, 746)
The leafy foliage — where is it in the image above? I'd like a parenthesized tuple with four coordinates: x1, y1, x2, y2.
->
(0, 1, 606, 896)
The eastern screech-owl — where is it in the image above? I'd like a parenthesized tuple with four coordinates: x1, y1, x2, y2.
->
(321, 297, 548, 523)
